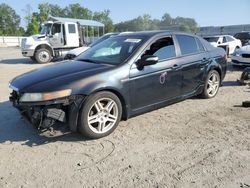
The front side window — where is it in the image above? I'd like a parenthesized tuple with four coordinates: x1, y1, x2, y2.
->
(76, 36, 144, 65)
(51, 23, 61, 35)
(142, 37, 176, 61)
(176, 35, 199, 55)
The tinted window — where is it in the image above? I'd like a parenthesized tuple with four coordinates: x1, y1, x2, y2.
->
(176, 35, 199, 55)
(196, 38, 205, 52)
(222, 37, 227, 43)
(204, 37, 219, 43)
(51, 23, 61, 35)
(234, 32, 250, 39)
(143, 37, 176, 61)
(226, 36, 234, 42)
(68, 24, 76, 33)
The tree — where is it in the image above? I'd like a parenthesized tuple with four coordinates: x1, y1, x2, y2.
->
(25, 13, 39, 36)
(22, 4, 33, 28)
(0, 3, 21, 35)
(93, 10, 113, 33)
(64, 3, 92, 19)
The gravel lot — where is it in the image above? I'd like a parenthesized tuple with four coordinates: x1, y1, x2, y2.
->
(0, 47, 250, 188)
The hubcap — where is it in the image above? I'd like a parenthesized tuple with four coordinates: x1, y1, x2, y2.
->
(207, 73, 219, 97)
(87, 98, 118, 134)
(38, 51, 50, 63)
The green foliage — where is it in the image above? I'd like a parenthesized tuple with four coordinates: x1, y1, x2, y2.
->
(93, 10, 113, 33)
(0, 3, 199, 36)
(115, 12, 198, 33)
(25, 13, 39, 36)
(0, 3, 21, 36)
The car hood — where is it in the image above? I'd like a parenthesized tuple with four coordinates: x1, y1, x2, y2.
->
(67, 46, 90, 56)
(10, 60, 113, 92)
(239, 45, 250, 53)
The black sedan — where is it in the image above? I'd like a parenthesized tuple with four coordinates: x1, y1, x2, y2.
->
(9, 31, 227, 138)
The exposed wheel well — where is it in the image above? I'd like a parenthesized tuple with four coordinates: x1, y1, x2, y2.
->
(212, 68, 222, 83)
(35, 44, 53, 56)
(91, 89, 128, 120)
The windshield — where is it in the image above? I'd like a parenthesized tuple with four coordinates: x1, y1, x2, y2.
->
(40, 23, 52, 35)
(204, 37, 219, 43)
(76, 36, 145, 65)
(89, 34, 118, 47)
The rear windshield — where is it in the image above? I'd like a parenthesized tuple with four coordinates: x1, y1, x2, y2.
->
(234, 33, 250, 39)
(204, 37, 219, 42)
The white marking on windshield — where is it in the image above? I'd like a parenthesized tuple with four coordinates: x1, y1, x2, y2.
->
(124, 39, 141, 43)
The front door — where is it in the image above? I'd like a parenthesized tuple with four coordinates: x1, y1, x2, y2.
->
(129, 36, 182, 112)
(49, 23, 64, 48)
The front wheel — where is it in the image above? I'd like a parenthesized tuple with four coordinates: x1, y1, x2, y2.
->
(35, 48, 52, 64)
(78, 91, 122, 139)
(201, 70, 220, 99)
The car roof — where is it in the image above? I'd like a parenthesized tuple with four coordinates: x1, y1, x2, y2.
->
(114, 30, 196, 38)
(204, 35, 232, 38)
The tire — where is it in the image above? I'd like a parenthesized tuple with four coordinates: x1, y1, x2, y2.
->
(35, 48, 52, 64)
(78, 91, 122, 139)
(201, 70, 220, 99)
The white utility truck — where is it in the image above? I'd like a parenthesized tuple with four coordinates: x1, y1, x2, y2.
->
(21, 16, 104, 63)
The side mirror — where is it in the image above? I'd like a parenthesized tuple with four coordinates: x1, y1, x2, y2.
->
(136, 55, 158, 70)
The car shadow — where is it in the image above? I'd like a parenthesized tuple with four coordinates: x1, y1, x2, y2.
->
(0, 57, 64, 65)
(0, 58, 32, 64)
(222, 80, 241, 87)
(0, 100, 89, 147)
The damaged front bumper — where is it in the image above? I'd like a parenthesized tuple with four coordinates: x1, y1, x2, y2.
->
(9, 90, 84, 131)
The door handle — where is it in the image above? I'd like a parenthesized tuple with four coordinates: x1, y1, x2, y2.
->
(172, 64, 181, 69)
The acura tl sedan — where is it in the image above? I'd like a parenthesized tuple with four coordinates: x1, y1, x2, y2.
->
(9, 31, 227, 139)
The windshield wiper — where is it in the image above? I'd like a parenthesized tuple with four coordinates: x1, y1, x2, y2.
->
(77, 59, 99, 64)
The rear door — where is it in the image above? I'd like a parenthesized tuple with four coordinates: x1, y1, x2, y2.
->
(175, 35, 209, 96)
(129, 35, 182, 111)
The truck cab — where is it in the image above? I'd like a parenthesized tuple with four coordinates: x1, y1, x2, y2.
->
(21, 16, 104, 63)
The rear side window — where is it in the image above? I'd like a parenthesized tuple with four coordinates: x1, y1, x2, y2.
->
(68, 24, 76, 33)
(226, 36, 234, 42)
(196, 38, 205, 52)
(176, 35, 199, 55)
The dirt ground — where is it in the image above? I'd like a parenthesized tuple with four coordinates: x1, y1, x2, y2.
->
(0, 47, 250, 188)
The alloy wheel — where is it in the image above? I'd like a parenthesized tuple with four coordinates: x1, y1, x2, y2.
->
(87, 98, 118, 134)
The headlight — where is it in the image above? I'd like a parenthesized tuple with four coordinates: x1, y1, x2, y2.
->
(235, 52, 241, 57)
(20, 89, 72, 102)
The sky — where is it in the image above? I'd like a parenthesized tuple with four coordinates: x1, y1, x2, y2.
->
(2, 0, 250, 27)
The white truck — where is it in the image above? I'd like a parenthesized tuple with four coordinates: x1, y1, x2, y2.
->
(21, 16, 104, 63)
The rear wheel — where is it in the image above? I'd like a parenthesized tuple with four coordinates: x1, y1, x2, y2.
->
(78, 91, 122, 139)
(35, 48, 52, 64)
(201, 70, 220, 99)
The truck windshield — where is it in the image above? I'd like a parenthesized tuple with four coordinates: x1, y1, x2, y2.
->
(40, 23, 52, 35)
(76, 36, 145, 65)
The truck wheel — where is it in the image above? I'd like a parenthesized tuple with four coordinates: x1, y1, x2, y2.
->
(201, 70, 220, 99)
(78, 91, 122, 139)
(35, 48, 52, 64)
